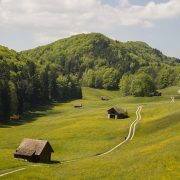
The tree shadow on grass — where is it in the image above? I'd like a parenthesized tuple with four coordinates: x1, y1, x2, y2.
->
(0, 103, 56, 128)
(0, 97, 82, 128)
(45, 160, 61, 164)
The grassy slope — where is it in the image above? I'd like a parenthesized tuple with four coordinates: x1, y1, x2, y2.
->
(0, 87, 179, 179)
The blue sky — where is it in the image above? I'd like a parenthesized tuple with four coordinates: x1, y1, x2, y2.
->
(0, 0, 180, 58)
(101, 0, 180, 58)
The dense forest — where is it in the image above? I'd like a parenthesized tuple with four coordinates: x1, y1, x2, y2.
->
(0, 45, 82, 121)
(22, 33, 180, 94)
(0, 33, 180, 121)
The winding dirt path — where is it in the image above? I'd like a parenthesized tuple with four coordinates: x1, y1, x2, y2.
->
(0, 167, 26, 178)
(130, 106, 142, 140)
(97, 106, 142, 157)
(0, 106, 143, 176)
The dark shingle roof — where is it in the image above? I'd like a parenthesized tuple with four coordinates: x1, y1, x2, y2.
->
(74, 104, 82, 107)
(108, 107, 126, 114)
(14, 138, 54, 156)
(101, 96, 110, 100)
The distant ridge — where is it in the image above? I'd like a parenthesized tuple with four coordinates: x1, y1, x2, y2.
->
(21, 32, 179, 69)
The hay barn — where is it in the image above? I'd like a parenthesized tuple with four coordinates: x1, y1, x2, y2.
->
(101, 96, 110, 101)
(14, 138, 54, 163)
(74, 104, 82, 108)
(154, 91, 162, 96)
(10, 114, 20, 121)
(107, 107, 128, 119)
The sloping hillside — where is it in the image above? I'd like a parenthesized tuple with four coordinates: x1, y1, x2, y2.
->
(0, 86, 179, 179)
(22, 33, 179, 75)
(0, 45, 82, 121)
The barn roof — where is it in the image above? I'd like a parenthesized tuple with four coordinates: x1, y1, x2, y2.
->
(101, 96, 109, 99)
(101, 96, 110, 100)
(74, 104, 82, 107)
(14, 138, 54, 156)
(108, 107, 126, 114)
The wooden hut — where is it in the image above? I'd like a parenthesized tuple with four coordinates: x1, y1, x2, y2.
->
(74, 104, 82, 108)
(154, 91, 162, 96)
(10, 114, 20, 121)
(101, 96, 110, 101)
(107, 107, 128, 119)
(14, 138, 54, 163)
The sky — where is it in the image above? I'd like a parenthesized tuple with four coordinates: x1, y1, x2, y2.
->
(0, 0, 180, 58)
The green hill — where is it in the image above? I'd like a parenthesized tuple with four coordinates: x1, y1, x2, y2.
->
(0, 87, 179, 179)
(0, 33, 180, 121)
(0, 45, 82, 121)
(22, 33, 179, 69)
(21, 33, 180, 91)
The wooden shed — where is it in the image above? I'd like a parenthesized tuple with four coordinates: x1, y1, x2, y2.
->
(74, 104, 82, 108)
(107, 107, 128, 119)
(101, 96, 110, 101)
(14, 138, 54, 163)
(154, 91, 162, 96)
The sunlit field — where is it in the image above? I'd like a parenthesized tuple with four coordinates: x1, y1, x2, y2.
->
(0, 86, 179, 179)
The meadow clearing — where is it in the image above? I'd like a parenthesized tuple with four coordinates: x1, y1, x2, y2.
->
(0, 86, 179, 179)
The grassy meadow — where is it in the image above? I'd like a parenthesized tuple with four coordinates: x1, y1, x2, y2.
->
(0, 86, 180, 179)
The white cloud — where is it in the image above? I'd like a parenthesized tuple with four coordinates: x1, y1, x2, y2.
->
(119, 0, 130, 7)
(0, 0, 180, 45)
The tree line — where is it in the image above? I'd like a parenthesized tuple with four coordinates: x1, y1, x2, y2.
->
(0, 46, 82, 122)
(22, 33, 180, 96)
(119, 65, 180, 96)
(1, 33, 180, 121)
(81, 65, 180, 96)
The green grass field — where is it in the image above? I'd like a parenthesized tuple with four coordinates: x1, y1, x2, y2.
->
(0, 86, 180, 179)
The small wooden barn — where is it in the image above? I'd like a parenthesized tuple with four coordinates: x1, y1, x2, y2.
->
(74, 104, 82, 108)
(14, 138, 54, 163)
(10, 114, 20, 121)
(101, 96, 110, 101)
(107, 107, 128, 119)
(154, 91, 162, 96)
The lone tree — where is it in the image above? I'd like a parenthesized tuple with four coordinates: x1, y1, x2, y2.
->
(131, 72, 156, 97)
(119, 74, 133, 96)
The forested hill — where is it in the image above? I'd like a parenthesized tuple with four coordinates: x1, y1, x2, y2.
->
(0, 45, 82, 121)
(22, 33, 179, 72)
(0, 33, 179, 121)
(21, 33, 180, 92)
